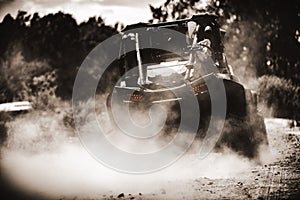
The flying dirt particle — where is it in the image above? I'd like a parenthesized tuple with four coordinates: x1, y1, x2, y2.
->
(138, 193, 142, 196)
(117, 193, 124, 198)
(208, 182, 213, 185)
(237, 181, 243, 186)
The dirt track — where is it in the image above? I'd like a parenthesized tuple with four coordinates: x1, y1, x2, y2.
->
(1, 118, 300, 200)
(104, 118, 300, 200)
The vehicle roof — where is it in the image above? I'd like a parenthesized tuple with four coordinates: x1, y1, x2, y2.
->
(122, 13, 218, 32)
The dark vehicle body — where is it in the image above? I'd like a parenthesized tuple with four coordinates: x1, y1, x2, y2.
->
(106, 14, 268, 158)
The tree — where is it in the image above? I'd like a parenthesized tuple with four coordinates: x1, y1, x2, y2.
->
(149, 0, 300, 121)
(0, 11, 119, 100)
(149, 0, 300, 85)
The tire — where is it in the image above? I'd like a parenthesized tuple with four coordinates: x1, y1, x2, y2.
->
(216, 89, 268, 159)
(217, 114, 268, 159)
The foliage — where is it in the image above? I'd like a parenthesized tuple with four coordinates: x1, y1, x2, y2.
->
(0, 50, 57, 109)
(149, 0, 300, 84)
(149, 0, 300, 120)
(258, 75, 300, 120)
(0, 11, 119, 100)
(0, 3, 299, 122)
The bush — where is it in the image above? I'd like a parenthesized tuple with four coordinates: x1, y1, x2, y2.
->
(258, 75, 300, 121)
(0, 50, 58, 109)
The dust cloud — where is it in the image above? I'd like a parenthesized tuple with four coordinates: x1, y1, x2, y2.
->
(0, 96, 273, 199)
(223, 20, 263, 90)
(0, 19, 275, 199)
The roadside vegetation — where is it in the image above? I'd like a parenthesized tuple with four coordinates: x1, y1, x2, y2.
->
(0, 0, 299, 124)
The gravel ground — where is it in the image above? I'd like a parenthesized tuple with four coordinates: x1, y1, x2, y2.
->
(1, 118, 300, 200)
(103, 118, 300, 200)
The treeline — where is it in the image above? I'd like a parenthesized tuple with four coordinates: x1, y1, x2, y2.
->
(0, 1, 299, 121)
(0, 11, 120, 102)
(149, 0, 300, 83)
(149, 0, 300, 121)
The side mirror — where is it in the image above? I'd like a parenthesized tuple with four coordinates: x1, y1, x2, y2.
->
(187, 21, 197, 38)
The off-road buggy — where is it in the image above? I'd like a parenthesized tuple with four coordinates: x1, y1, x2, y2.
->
(106, 14, 268, 158)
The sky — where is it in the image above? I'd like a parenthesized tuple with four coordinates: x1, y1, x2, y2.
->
(0, 0, 165, 25)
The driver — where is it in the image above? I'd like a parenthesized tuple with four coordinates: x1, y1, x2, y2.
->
(197, 23, 227, 70)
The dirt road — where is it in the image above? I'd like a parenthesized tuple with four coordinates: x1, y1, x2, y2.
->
(1, 118, 300, 200)
(103, 118, 300, 200)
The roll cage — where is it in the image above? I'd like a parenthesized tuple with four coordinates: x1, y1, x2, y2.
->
(118, 14, 230, 87)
